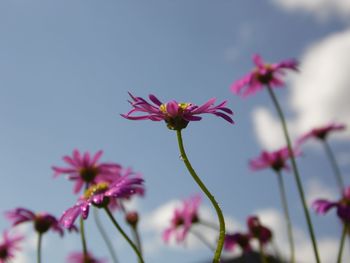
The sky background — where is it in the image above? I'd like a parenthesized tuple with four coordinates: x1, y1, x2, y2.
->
(1, 0, 350, 262)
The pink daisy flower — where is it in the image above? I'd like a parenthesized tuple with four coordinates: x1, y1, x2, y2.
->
(312, 186, 350, 223)
(162, 195, 201, 243)
(67, 251, 106, 263)
(247, 216, 272, 245)
(0, 231, 23, 263)
(231, 54, 298, 97)
(249, 146, 300, 172)
(121, 93, 234, 130)
(52, 150, 123, 194)
(5, 208, 76, 236)
(60, 173, 144, 229)
(298, 123, 346, 145)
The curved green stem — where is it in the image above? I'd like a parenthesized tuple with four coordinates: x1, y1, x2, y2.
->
(266, 86, 320, 263)
(276, 171, 295, 263)
(37, 233, 42, 263)
(337, 224, 348, 263)
(93, 208, 119, 263)
(176, 129, 225, 263)
(80, 216, 88, 258)
(323, 140, 344, 192)
(104, 207, 144, 263)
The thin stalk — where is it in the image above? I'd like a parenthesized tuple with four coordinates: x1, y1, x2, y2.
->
(189, 228, 216, 251)
(323, 140, 344, 192)
(37, 233, 42, 263)
(131, 226, 143, 257)
(259, 242, 268, 263)
(80, 216, 88, 257)
(337, 224, 348, 263)
(104, 207, 144, 263)
(266, 86, 320, 263)
(276, 171, 295, 263)
(93, 208, 119, 263)
(176, 129, 225, 263)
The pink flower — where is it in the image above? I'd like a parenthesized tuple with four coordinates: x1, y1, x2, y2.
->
(121, 93, 234, 130)
(67, 251, 106, 263)
(5, 208, 76, 236)
(224, 233, 251, 253)
(0, 231, 23, 263)
(298, 123, 346, 145)
(249, 146, 300, 172)
(231, 54, 298, 97)
(247, 216, 272, 245)
(60, 173, 144, 229)
(163, 195, 201, 243)
(312, 186, 350, 223)
(52, 150, 123, 194)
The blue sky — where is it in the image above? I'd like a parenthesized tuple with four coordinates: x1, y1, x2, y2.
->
(1, 0, 350, 262)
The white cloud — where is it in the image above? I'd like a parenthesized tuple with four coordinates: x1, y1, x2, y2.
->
(271, 0, 350, 21)
(252, 107, 295, 150)
(252, 29, 350, 149)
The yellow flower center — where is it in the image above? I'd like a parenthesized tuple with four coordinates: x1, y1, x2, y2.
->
(159, 103, 191, 115)
(84, 182, 109, 199)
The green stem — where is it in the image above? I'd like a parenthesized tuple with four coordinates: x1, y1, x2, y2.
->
(104, 207, 144, 263)
(266, 86, 320, 263)
(93, 208, 119, 263)
(131, 225, 143, 257)
(176, 129, 225, 263)
(80, 216, 88, 258)
(37, 233, 42, 263)
(276, 171, 295, 263)
(323, 140, 344, 192)
(337, 224, 348, 263)
(259, 242, 268, 263)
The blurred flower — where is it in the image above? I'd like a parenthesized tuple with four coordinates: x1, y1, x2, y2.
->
(67, 251, 106, 263)
(298, 123, 346, 144)
(0, 231, 23, 263)
(121, 93, 234, 130)
(60, 173, 144, 229)
(247, 216, 272, 245)
(230, 54, 298, 97)
(52, 149, 122, 194)
(249, 146, 300, 172)
(312, 186, 350, 223)
(163, 195, 201, 243)
(5, 208, 76, 236)
(224, 233, 251, 253)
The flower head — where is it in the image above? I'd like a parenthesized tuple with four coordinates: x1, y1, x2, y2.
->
(224, 232, 251, 253)
(0, 231, 23, 263)
(5, 208, 75, 236)
(121, 93, 234, 130)
(247, 216, 272, 245)
(52, 150, 123, 194)
(298, 123, 346, 145)
(231, 54, 298, 97)
(67, 251, 106, 263)
(163, 195, 201, 243)
(312, 186, 350, 223)
(249, 146, 300, 172)
(60, 173, 144, 229)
